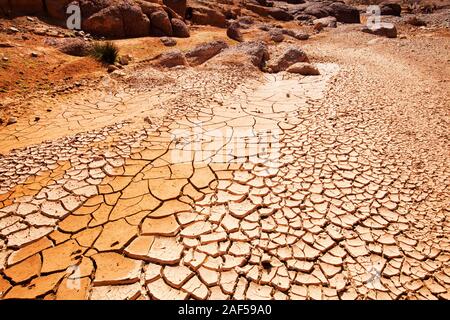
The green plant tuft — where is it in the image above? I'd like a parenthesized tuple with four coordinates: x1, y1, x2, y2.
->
(90, 41, 119, 65)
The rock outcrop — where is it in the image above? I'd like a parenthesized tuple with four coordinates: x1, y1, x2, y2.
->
(1, 0, 364, 39)
(83, 2, 151, 38)
(1, 0, 191, 39)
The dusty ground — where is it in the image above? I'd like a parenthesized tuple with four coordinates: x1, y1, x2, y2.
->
(0, 13, 449, 300)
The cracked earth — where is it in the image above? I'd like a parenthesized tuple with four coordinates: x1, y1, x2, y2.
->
(0, 27, 449, 300)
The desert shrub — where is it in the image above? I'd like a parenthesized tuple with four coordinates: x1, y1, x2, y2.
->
(90, 41, 119, 64)
(58, 39, 93, 57)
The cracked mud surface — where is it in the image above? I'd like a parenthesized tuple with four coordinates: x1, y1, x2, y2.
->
(0, 27, 449, 300)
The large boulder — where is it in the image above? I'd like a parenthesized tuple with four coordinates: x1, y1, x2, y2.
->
(150, 10, 173, 36)
(380, 2, 401, 16)
(185, 40, 229, 66)
(209, 40, 270, 70)
(329, 2, 360, 23)
(299, 2, 359, 23)
(138, 1, 166, 16)
(266, 46, 309, 73)
(171, 18, 190, 38)
(268, 7, 294, 21)
(156, 50, 187, 68)
(244, 2, 294, 21)
(83, 7, 125, 38)
(77, 0, 119, 18)
(236, 41, 270, 68)
(83, 2, 150, 38)
(362, 23, 397, 38)
(303, 3, 333, 19)
(122, 2, 152, 37)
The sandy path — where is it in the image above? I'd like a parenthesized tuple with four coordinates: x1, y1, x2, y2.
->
(0, 28, 449, 300)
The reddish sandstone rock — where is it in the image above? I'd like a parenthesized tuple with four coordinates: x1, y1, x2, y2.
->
(46, 0, 73, 20)
(82, 2, 150, 38)
(208, 40, 270, 70)
(266, 46, 309, 73)
(3, 0, 46, 16)
(150, 10, 173, 36)
(329, 2, 360, 24)
(185, 40, 229, 66)
(227, 21, 243, 42)
(156, 50, 188, 68)
(244, 2, 294, 21)
(171, 18, 190, 38)
(188, 4, 228, 28)
(163, 0, 187, 18)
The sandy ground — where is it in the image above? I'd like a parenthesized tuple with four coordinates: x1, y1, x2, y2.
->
(0, 15, 449, 300)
